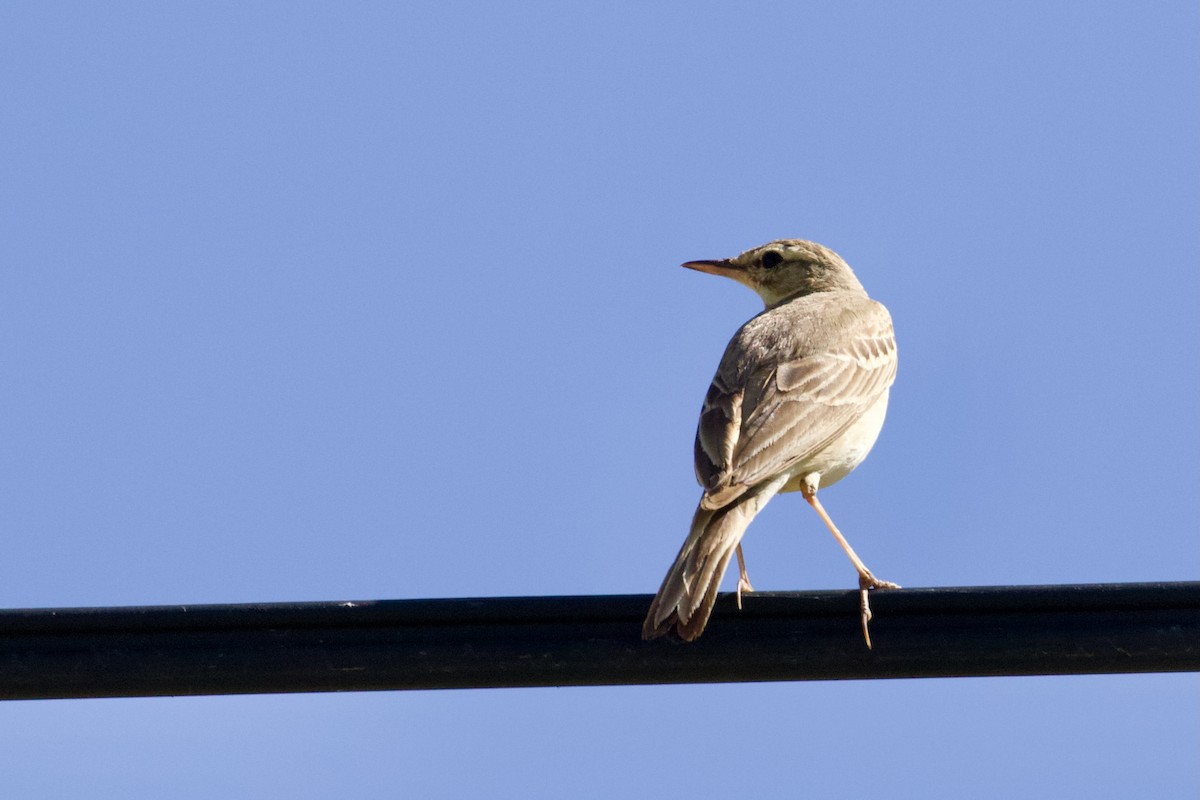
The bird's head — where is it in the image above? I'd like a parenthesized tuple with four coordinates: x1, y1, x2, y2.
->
(682, 239, 866, 307)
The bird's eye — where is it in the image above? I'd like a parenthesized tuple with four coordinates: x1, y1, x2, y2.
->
(761, 251, 783, 269)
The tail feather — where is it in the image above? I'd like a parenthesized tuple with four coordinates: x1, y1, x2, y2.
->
(642, 480, 784, 641)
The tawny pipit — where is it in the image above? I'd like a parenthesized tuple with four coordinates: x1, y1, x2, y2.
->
(642, 239, 898, 648)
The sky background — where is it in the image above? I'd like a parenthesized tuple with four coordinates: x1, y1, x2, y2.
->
(1, 2, 1197, 797)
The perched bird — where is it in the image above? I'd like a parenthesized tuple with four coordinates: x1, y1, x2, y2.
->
(642, 239, 898, 647)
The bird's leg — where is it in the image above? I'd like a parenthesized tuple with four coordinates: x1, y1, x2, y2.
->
(735, 544, 754, 610)
(801, 479, 898, 649)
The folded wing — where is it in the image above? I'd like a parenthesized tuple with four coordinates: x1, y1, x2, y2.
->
(694, 300, 897, 510)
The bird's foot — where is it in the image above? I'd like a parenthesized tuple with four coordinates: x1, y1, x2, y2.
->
(857, 572, 900, 649)
(860, 571, 900, 591)
(736, 575, 755, 610)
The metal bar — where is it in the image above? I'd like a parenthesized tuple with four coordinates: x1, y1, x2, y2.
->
(0, 582, 1196, 700)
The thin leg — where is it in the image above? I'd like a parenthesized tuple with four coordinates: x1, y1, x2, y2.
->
(802, 484, 898, 649)
(735, 544, 754, 609)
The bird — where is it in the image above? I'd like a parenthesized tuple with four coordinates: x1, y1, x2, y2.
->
(642, 239, 898, 648)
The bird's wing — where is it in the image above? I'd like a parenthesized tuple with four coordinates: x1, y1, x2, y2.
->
(695, 299, 896, 509)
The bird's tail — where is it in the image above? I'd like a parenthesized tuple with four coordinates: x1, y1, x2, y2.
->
(642, 486, 778, 641)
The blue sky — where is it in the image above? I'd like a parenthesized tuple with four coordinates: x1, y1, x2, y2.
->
(1, 2, 1196, 796)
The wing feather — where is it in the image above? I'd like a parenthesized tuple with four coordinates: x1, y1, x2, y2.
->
(694, 295, 897, 509)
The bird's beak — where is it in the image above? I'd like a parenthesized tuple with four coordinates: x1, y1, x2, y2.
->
(681, 259, 745, 280)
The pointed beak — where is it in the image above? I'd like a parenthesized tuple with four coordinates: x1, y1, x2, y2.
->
(681, 258, 745, 280)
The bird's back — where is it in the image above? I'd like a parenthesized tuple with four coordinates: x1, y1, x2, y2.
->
(694, 291, 896, 507)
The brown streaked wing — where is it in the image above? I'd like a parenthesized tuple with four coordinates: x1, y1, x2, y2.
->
(698, 307, 896, 509)
(693, 372, 742, 492)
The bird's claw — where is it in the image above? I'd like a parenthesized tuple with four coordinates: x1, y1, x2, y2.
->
(736, 576, 755, 610)
(857, 572, 900, 649)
